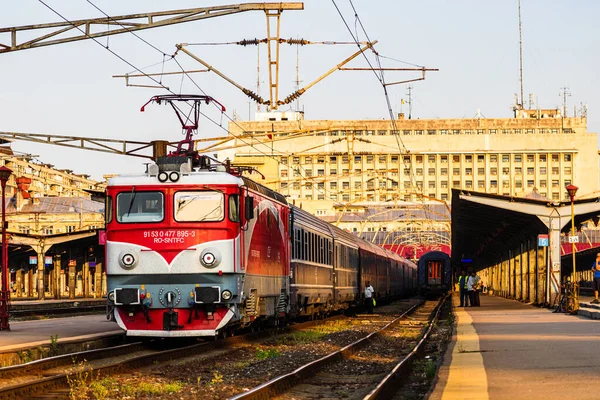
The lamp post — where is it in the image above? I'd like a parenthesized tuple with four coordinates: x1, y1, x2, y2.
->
(0, 166, 12, 331)
(566, 184, 579, 311)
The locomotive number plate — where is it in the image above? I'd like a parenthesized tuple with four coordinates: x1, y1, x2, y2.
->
(143, 230, 196, 244)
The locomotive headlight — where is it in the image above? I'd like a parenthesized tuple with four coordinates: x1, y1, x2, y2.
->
(158, 171, 169, 182)
(119, 250, 139, 269)
(108, 291, 115, 302)
(169, 171, 180, 182)
(200, 248, 221, 268)
(221, 290, 232, 301)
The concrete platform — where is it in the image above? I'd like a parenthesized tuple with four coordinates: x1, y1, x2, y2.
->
(0, 314, 123, 353)
(430, 294, 600, 400)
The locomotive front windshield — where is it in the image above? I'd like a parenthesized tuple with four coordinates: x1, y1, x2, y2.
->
(116, 191, 164, 223)
(174, 191, 224, 222)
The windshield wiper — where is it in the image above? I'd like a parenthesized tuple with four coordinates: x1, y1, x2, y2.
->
(126, 187, 136, 217)
(195, 204, 223, 222)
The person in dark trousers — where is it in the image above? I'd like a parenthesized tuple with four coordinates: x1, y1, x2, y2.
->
(364, 281, 374, 314)
(458, 270, 469, 307)
(467, 271, 477, 307)
(472, 271, 481, 306)
(592, 253, 600, 304)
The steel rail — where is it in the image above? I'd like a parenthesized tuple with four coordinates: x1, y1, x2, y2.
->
(363, 294, 448, 399)
(228, 300, 426, 400)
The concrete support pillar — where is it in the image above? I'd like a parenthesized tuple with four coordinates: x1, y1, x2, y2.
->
(35, 243, 46, 300)
(15, 269, 22, 297)
(26, 268, 33, 297)
(53, 256, 61, 300)
(68, 263, 76, 299)
(83, 262, 89, 298)
(94, 262, 103, 298)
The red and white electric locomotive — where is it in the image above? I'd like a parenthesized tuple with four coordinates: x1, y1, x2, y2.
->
(105, 155, 289, 337)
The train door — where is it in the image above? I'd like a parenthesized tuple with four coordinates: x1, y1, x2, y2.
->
(428, 260, 442, 285)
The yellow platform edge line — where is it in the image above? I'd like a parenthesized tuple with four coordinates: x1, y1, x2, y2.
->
(440, 298, 489, 400)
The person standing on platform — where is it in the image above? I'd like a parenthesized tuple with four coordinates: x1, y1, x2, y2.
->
(467, 271, 477, 307)
(364, 281, 375, 314)
(458, 270, 469, 307)
(592, 253, 600, 304)
(473, 271, 481, 306)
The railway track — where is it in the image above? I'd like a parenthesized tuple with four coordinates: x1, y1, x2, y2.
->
(0, 316, 346, 400)
(229, 296, 447, 400)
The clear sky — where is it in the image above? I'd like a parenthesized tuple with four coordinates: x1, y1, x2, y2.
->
(1, 1, 598, 180)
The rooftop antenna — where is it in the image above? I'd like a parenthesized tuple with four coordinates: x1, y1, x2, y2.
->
(518, 0, 524, 108)
(560, 86, 571, 117)
(406, 85, 414, 119)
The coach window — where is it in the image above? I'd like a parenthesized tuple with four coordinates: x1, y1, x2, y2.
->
(228, 195, 239, 222)
(116, 191, 164, 223)
(174, 191, 224, 222)
(303, 231, 308, 261)
(105, 195, 113, 224)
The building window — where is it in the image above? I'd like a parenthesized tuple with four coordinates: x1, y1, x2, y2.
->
(465, 180, 473, 188)
(342, 181, 349, 189)
(552, 193, 560, 200)
(441, 181, 448, 189)
(552, 167, 559, 175)
(441, 168, 448, 176)
(404, 182, 411, 189)
(527, 180, 534, 188)
(317, 169, 324, 176)
(305, 194, 313, 200)
(428, 168, 436, 176)
(427, 130, 436, 135)
(490, 155, 498, 162)
(552, 180, 559, 188)
(477, 129, 485, 134)
(477, 155, 484, 163)
(527, 167, 534, 175)
(491, 167, 498, 175)
(355, 182, 362, 189)
(440, 156, 448, 163)
(465, 155, 473, 163)
(377, 130, 387, 135)
(415, 130, 424, 135)
(453, 180, 460, 188)
(318, 194, 325, 200)
(281, 182, 288, 189)
(502, 129, 511, 134)
(514, 154, 522, 162)
(366, 130, 374, 136)
(294, 182, 301, 190)
(404, 168, 411, 175)
(441, 193, 448, 200)
(540, 167, 547, 175)
(453, 168, 460, 175)
(489, 129, 497, 134)
(526, 154, 534, 162)
(379, 156, 387, 163)
(281, 170, 288, 178)
(464, 130, 472, 135)
(539, 154, 547, 162)
(391, 155, 398, 162)
(551, 154, 559, 162)
(293, 157, 300, 164)
(502, 154, 510, 162)
(453, 129, 461, 135)
(490, 180, 498, 188)
(540, 180, 547, 188)
(329, 168, 337, 176)
(416, 168, 423, 176)
(478, 180, 485, 188)
(415, 155, 423, 163)
(366, 155, 374, 163)
(564, 167, 572, 175)
(428, 181, 435, 189)
(440, 129, 448, 135)
(305, 169, 312, 177)
(564, 154, 572, 162)
(330, 156, 337, 163)
(281, 157, 288, 165)
(305, 157, 312, 164)
(67, 225, 76, 233)
(403, 130, 411, 135)
(453, 155, 460, 163)
(477, 168, 484, 175)
(502, 180, 510, 188)
(465, 168, 473, 175)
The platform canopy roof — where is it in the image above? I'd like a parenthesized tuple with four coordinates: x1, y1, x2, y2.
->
(451, 189, 600, 269)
